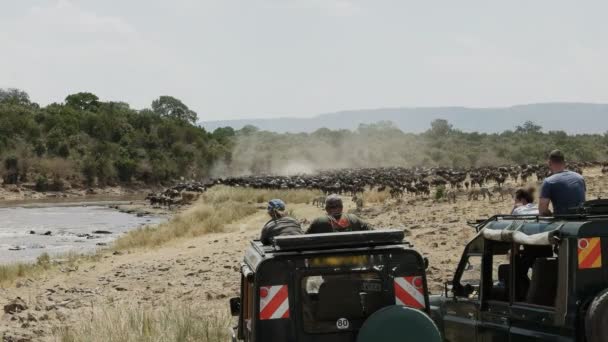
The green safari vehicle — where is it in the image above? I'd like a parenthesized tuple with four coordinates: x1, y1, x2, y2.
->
(229, 230, 442, 342)
(430, 200, 608, 342)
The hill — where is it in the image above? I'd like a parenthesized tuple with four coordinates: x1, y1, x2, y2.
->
(201, 103, 608, 134)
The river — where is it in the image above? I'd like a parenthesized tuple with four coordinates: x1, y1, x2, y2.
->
(0, 200, 165, 263)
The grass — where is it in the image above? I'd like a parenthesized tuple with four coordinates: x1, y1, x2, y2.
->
(53, 303, 230, 342)
(0, 255, 51, 286)
(113, 186, 319, 250)
(362, 189, 391, 203)
(0, 252, 100, 287)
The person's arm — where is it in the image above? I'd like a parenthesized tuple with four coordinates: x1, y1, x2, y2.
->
(538, 198, 552, 216)
(538, 179, 552, 216)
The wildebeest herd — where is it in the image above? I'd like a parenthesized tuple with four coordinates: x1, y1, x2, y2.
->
(147, 161, 605, 207)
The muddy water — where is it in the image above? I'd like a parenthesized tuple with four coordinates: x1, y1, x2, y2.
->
(0, 201, 165, 263)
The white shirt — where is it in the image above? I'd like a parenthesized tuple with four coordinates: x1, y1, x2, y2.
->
(512, 203, 539, 215)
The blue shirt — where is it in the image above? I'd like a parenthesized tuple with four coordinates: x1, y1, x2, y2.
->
(540, 170, 586, 215)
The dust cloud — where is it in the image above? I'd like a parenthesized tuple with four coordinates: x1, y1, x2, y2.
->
(210, 124, 427, 177)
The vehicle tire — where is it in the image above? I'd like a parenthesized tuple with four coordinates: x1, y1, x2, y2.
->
(585, 289, 608, 342)
(357, 305, 441, 342)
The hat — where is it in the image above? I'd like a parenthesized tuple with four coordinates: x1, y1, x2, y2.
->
(548, 150, 565, 163)
(267, 199, 286, 212)
(325, 194, 343, 208)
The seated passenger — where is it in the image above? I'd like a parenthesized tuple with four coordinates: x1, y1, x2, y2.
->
(539, 150, 586, 216)
(306, 195, 371, 234)
(259, 199, 303, 245)
(511, 187, 539, 215)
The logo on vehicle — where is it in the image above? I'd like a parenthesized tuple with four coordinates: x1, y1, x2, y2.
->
(259, 285, 290, 320)
(394, 276, 425, 309)
(336, 318, 350, 330)
(578, 237, 602, 269)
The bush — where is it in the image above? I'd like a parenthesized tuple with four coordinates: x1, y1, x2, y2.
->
(435, 185, 446, 201)
(50, 178, 66, 192)
(115, 158, 137, 183)
(35, 175, 49, 192)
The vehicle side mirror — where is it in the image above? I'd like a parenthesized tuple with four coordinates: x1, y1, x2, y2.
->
(229, 297, 241, 316)
(423, 257, 429, 270)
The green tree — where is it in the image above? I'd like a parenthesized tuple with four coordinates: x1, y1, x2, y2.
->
(429, 119, 453, 137)
(151, 96, 198, 123)
(516, 121, 542, 134)
(65, 92, 100, 111)
(0, 88, 31, 106)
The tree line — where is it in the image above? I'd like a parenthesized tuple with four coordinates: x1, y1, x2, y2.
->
(0, 89, 235, 189)
(1, 88, 607, 188)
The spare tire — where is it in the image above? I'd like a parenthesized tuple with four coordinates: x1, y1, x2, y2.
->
(357, 305, 441, 342)
(585, 289, 608, 342)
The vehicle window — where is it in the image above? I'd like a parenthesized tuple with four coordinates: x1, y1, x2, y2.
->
(300, 272, 387, 333)
(489, 246, 511, 302)
(513, 245, 558, 306)
(458, 256, 482, 300)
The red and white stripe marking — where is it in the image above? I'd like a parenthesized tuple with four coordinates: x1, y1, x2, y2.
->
(259, 285, 290, 320)
(394, 276, 425, 309)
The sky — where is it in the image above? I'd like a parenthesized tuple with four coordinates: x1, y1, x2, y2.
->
(1, 0, 607, 121)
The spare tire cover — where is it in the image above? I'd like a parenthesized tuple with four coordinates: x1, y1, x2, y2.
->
(586, 289, 608, 342)
(357, 305, 441, 342)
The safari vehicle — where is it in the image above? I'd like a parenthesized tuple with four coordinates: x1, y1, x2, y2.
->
(228, 230, 442, 342)
(430, 200, 608, 342)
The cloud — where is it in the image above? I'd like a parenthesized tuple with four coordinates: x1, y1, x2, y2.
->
(267, 0, 362, 16)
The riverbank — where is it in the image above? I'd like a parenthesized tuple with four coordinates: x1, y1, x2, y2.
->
(0, 184, 156, 203)
(0, 187, 320, 341)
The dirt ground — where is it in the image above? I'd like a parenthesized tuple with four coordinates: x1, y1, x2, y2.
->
(1, 167, 606, 341)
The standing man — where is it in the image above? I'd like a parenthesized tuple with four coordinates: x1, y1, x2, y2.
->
(307, 194, 371, 234)
(539, 150, 586, 216)
(260, 199, 303, 245)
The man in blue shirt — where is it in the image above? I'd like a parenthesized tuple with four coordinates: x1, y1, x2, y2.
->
(539, 150, 586, 216)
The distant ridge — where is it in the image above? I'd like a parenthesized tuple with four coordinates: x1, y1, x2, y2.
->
(201, 103, 608, 134)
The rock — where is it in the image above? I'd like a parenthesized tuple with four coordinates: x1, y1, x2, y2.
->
(42, 231, 52, 236)
(8, 246, 24, 251)
(96, 242, 108, 246)
(29, 230, 36, 235)
(93, 230, 112, 234)
(115, 287, 128, 292)
(4, 297, 28, 314)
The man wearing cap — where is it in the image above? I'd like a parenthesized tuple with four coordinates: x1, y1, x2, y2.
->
(539, 150, 586, 216)
(306, 194, 371, 234)
(259, 199, 303, 245)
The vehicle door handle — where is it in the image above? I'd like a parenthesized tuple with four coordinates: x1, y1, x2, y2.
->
(500, 317, 509, 324)
(467, 312, 475, 319)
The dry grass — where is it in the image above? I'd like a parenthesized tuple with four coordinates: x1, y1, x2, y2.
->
(0, 256, 51, 287)
(53, 304, 230, 342)
(0, 252, 99, 287)
(113, 186, 319, 250)
(362, 189, 391, 203)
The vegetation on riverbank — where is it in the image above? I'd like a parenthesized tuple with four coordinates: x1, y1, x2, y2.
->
(113, 186, 320, 250)
(0, 252, 99, 287)
(0, 88, 234, 188)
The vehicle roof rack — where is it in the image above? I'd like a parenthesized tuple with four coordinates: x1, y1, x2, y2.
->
(272, 230, 406, 252)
